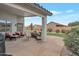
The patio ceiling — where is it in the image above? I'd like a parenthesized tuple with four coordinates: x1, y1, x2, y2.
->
(0, 4, 36, 17)
(0, 3, 52, 17)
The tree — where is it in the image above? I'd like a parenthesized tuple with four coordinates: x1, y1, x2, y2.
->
(68, 21, 79, 26)
(30, 23, 33, 30)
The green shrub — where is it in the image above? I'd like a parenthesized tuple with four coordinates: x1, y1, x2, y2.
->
(56, 30, 60, 33)
(64, 28, 79, 55)
(47, 29, 52, 32)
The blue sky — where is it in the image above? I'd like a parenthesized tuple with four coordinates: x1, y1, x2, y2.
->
(24, 3, 79, 26)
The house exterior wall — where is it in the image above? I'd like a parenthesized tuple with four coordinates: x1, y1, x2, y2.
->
(0, 10, 24, 33)
(47, 23, 71, 33)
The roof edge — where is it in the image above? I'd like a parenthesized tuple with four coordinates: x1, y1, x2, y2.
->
(33, 3, 52, 16)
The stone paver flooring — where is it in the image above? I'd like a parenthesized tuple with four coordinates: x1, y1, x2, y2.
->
(5, 36, 64, 56)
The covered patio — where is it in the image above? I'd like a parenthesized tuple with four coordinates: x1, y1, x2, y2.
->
(0, 3, 66, 56)
(0, 3, 52, 41)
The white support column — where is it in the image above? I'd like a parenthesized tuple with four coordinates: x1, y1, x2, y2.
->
(22, 18, 25, 32)
(41, 16, 47, 41)
(17, 16, 24, 32)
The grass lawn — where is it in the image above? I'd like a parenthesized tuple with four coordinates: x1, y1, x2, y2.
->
(47, 32, 67, 38)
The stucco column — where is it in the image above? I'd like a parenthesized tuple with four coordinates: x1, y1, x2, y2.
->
(41, 16, 47, 41)
(17, 16, 24, 32)
(23, 18, 24, 32)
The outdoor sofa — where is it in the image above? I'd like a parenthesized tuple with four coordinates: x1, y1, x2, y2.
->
(5, 32, 25, 40)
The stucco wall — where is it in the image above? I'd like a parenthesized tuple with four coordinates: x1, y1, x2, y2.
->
(16, 16, 24, 32)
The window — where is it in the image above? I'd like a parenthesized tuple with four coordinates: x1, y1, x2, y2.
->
(0, 19, 11, 32)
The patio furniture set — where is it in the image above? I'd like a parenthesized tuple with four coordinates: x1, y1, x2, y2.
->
(5, 32, 25, 40)
(5, 31, 41, 41)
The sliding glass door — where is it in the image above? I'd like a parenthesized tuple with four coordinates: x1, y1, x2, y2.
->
(0, 19, 12, 32)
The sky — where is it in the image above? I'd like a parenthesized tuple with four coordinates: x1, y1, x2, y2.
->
(24, 3, 79, 26)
